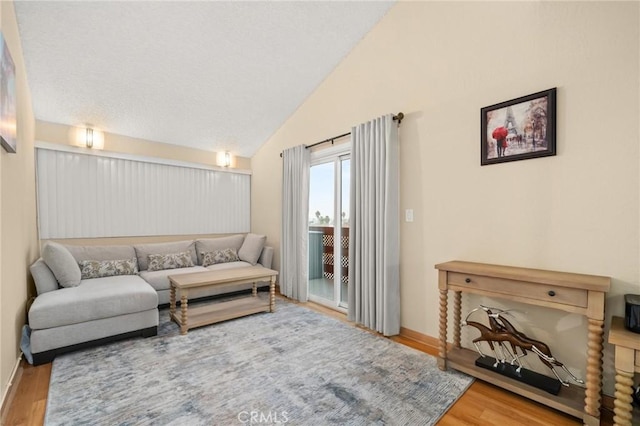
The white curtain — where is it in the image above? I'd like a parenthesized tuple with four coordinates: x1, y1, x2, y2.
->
(348, 114, 400, 336)
(281, 145, 310, 301)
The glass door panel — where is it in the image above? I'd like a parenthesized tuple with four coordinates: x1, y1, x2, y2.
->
(308, 154, 350, 312)
(308, 162, 335, 302)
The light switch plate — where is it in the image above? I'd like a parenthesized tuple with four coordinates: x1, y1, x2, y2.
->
(405, 209, 414, 222)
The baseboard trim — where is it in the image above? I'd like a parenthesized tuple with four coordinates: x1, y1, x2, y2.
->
(399, 326, 440, 350)
(0, 354, 23, 425)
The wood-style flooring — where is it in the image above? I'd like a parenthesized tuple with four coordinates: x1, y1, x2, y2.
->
(3, 300, 615, 426)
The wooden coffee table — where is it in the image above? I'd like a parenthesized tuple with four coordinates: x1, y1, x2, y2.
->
(168, 265, 278, 335)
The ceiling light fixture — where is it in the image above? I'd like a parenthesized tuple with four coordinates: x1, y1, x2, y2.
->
(223, 151, 231, 167)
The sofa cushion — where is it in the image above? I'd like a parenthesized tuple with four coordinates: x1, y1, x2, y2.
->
(134, 241, 197, 271)
(202, 248, 240, 267)
(28, 275, 157, 330)
(79, 258, 139, 279)
(238, 233, 266, 265)
(30, 310, 158, 355)
(147, 251, 194, 272)
(139, 266, 208, 292)
(205, 260, 252, 271)
(30, 259, 59, 295)
(65, 244, 137, 263)
(42, 242, 82, 288)
(258, 246, 274, 269)
(195, 235, 245, 264)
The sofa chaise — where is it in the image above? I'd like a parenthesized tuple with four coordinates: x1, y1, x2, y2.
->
(27, 233, 273, 365)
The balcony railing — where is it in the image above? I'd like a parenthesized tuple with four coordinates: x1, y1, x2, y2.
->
(309, 225, 349, 283)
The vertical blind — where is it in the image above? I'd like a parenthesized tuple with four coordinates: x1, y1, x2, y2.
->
(36, 148, 250, 239)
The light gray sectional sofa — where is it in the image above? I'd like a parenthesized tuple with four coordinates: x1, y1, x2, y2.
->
(28, 234, 273, 365)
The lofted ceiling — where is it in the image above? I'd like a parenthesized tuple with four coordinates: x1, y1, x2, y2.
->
(15, 1, 394, 157)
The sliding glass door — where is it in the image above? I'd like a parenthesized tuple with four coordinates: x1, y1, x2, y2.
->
(308, 147, 350, 311)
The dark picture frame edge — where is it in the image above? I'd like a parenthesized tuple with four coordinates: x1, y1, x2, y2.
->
(481, 87, 556, 166)
(0, 135, 15, 154)
(0, 32, 16, 154)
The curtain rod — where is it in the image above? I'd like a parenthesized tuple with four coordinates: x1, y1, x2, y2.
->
(279, 112, 403, 158)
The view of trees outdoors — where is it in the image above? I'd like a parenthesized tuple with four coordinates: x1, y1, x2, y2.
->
(309, 160, 350, 226)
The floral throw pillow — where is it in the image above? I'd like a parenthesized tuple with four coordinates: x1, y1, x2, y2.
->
(147, 251, 195, 272)
(202, 248, 240, 267)
(78, 258, 139, 280)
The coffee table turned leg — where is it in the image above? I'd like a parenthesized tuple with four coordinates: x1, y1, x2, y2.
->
(180, 293, 188, 335)
(252, 281, 257, 297)
(269, 276, 276, 312)
(169, 285, 176, 320)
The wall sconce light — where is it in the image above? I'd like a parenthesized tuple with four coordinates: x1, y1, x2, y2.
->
(85, 128, 94, 148)
(74, 126, 103, 149)
(216, 150, 233, 167)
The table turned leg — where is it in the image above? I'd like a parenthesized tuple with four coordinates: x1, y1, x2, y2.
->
(252, 281, 257, 297)
(169, 285, 176, 320)
(269, 276, 276, 312)
(453, 291, 462, 349)
(438, 289, 448, 370)
(613, 369, 634, 426)
(584, 318, 604, 419)
(180, 293, 188, 335)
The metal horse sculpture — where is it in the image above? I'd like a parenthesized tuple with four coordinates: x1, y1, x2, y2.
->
(481, 307, 528, 367)
(462, 306, 584, 387)
(462, 306, 515, 365)
(482, 306, 584, 385)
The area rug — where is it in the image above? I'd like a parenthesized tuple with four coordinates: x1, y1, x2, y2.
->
(45, 300, 472, 425)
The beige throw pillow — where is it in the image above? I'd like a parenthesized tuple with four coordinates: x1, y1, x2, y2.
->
(41, 242, 82, 288)
(238, 233, 266, 266)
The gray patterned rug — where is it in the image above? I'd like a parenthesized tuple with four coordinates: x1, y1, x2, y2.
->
(45, 299, 472, 425)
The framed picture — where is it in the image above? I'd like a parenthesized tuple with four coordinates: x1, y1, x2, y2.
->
(0, 32, 16, 154)
(481, 88, 556, 166)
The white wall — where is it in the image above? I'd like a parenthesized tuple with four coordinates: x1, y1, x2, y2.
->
(0, 0, 37, 406)
(251, 1, 639, 396)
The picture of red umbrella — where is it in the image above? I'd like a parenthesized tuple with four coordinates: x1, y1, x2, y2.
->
(492, 126, 508, 140)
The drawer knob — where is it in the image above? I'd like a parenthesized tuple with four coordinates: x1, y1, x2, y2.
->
(465, 278, 471, 283)
(548, 290, 556, 297)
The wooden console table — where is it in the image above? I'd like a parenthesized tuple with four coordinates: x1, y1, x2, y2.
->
(435, 261, 610, 426)
(607, 316, 640, 426)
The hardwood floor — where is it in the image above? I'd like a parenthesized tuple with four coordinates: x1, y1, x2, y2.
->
(4, 300, 615, 426)
(4, 362, 50, 426)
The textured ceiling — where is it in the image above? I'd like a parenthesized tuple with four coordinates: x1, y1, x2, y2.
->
(15, 1, 393, 157)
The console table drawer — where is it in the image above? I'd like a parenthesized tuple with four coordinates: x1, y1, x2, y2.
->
(448, 272, 588, 308)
